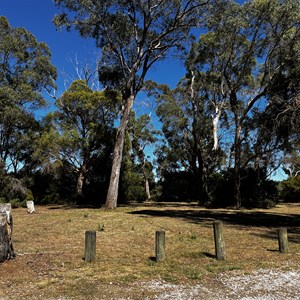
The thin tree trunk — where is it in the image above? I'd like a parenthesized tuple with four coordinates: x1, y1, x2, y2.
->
(76, 171, 84, 196)
(105, 95, 134, 209)
(234, 123, 242, 209)
(212, 106, 222, 151)
(145, 176, 151, 200)
(76, 164, 87, 196)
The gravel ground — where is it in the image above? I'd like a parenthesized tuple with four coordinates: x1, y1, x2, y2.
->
(124, 268, 300, 300)
(1, 268, 299, 299)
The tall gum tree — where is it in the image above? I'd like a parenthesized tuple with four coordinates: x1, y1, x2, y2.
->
(0, 16, 57, 174)
(53, 0, 209, 208)
(193, 0, 300, 208)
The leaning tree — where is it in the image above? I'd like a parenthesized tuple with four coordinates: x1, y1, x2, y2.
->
(53, 0, 209, 208)
(191, 0, 300, 208)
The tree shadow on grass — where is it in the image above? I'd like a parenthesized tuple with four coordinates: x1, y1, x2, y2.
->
(128, 204, 300, 243)
(253, 228, 300, 244)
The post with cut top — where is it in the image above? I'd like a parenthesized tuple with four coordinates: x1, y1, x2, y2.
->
(155, 230, 165, 262)
(213, 221, 225, 260)
(278, 228, 288, 253)
(0, 203, 15, 262)
(84, 230, 96, 263)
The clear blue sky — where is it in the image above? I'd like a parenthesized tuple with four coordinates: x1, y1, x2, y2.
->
(1, 0, 185, 99)
(1, 0, 287, 180)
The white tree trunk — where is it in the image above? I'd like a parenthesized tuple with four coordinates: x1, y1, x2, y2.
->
(212, 106, 222, 151)
(145, 177, 151, 200)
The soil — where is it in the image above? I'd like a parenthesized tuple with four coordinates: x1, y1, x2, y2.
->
(1, 262, 300, 299)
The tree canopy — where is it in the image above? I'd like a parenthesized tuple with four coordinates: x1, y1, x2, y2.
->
(1, 1, 300, 208)
(53, 0, 209, 208)
(0, 16, 56, 175)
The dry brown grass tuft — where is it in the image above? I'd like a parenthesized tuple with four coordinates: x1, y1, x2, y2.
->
(1, 203, 300, 299)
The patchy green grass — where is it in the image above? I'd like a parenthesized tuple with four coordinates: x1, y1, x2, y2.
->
(1, 202, 300, 299)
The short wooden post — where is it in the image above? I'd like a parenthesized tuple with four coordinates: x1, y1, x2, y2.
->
(278, 228, 288, 253)
(213, 221, 225, 260)
(0, 204, 15, 262)
(84, 230, 96, 263)
(155, 230, 165, 262)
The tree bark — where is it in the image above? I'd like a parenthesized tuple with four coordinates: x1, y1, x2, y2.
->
(76, 165, 87, 196)
(233, 123, 242, 209)
(0, 204, 15, 262)
(145, 176, 151, 200)
(212, 105, 222, 151)
(105, 95, 134, 209)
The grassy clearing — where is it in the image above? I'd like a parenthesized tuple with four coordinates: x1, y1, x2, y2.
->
(1, 203, 300, 299)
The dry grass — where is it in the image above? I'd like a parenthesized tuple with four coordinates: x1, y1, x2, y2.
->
(1, 202, 300, 299)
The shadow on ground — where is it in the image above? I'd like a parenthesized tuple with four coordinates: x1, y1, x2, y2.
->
(128, 203, 300, 242)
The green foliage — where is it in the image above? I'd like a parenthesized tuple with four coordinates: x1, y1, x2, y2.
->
(24, 191, 34, 203)
(0, 175, 29, 202)
(119, 132, 147, 203)
(0, 16, 57, 177)
(207, 168, 279, 208)
(155, 0, 300, 208)
(40, 193, 61, 205)
(279, 176, 300, 202)
(53, 0, 207, 93)
(36, 80, 118, 203)
(53, 1, 209, 208)
(159, 171, 199, 202)
(97, 223, 105, 232)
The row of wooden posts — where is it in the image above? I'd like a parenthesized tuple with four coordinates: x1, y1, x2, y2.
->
(84, 220, 289, 263)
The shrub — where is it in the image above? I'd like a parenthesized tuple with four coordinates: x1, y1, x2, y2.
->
(279, 176, 300, 202)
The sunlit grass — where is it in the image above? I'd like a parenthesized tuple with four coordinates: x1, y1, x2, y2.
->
(1, 202, 300, 299)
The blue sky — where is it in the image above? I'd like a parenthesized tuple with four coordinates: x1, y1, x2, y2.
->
(1, 0, 287, 180)
(1, 0, 186, 101)
(0, 0, 186, 166)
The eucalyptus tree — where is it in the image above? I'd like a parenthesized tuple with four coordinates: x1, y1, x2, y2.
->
(129, 113, 157, 200)
(0, 16, 57, 174)
(191, 0, 300, 208)
(154, 77, 224, 202)
(44, 80, 118, 196)
(53, 0, 209, 208)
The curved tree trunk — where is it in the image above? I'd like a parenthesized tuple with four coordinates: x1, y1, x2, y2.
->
(0, 204, 15, 262)
(105, 95, 134, 209)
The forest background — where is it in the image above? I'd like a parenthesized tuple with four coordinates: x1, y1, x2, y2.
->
(0, 0, 300, 209)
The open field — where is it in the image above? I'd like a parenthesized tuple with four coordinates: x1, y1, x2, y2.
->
(1, 202, 300, 299)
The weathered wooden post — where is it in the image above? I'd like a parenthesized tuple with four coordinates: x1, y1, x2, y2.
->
(213, 221, 225, 260)
(278, 228, 288, 253)
(0, 203, 15, 262)
(84, 230, 96, 262)
(155, 230, 165, 262)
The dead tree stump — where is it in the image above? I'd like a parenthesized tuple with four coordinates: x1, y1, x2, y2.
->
(0, 203, 15, 262)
